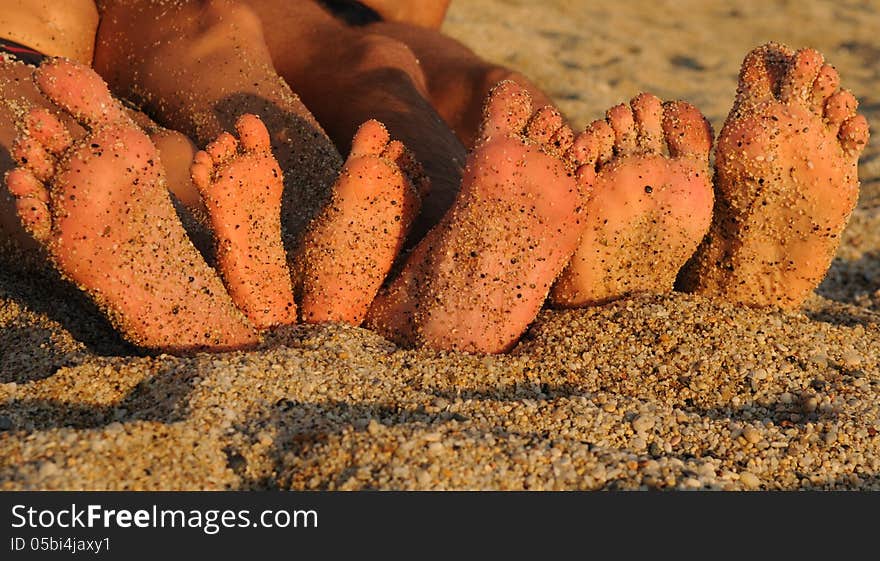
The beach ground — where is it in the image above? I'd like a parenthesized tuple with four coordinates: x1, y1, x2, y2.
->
(0, 0, 878, 490)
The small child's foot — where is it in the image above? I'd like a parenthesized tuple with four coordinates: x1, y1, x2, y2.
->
(5, 58, 257, 351)
(677, 44, 870, 308)
(298, 119, 422, 325)
(551, 94, 714, 306)
(365, 80, 591, 353)
(191, 113, 297, 330)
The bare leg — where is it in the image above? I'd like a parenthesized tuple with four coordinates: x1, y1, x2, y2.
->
(365, 20, 556, 150)
(94, 0, 343, 250)
(238, 0, 467, 240)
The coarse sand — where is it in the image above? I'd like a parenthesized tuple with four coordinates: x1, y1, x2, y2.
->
(0, 0, 878, 490)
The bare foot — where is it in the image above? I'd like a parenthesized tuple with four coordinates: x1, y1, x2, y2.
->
(5, 58, 257, 351)
(298, 119, 422, 326)
(550, 94, 714, 307)
(365, 81, 592, 354)
(191, 113, 296, 330)
(677, 44, 870, 308)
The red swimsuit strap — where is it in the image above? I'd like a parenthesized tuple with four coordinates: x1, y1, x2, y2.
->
(0, 37, 46, 66)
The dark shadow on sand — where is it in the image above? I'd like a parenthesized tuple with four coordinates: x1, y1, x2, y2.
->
(0, 358, 198, 431)
(230, 398, 465, 490)
(810, 250, 880, 327)
(0, 259, 138, 358)
(0, 324, 80, 383)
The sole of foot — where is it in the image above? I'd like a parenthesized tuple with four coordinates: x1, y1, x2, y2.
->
(551, 93, 714, 307)
(298, 119, 422, 326)
(5, 58, 257, 352)
(191, 113, 297, 330)
(677, 43, 870, 309)
(365, 80, 592, 354)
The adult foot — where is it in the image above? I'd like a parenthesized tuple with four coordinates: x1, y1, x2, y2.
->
(365, 81, 591, 353)
(298, 119, 422, 326)
(677, 43, 870, 308)
(550, 94, 714, 307)
(5, 58, 258, 351)
(191, 113, 296, 330)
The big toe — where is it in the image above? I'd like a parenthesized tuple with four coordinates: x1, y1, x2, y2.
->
(349, 119, 391, 159)
(235, 113, 272, 153)
(736, 42, 794, 107)
(36, 58, 130, 128)
(478, 79, 533, 144)
(662, 101, 713, 159)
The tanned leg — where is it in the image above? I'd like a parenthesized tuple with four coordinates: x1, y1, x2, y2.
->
(365, 20, 556, 150)
(238, 0, 467, 241)
(93, 0, 343, 252)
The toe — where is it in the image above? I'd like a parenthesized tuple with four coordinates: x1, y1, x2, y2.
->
(11, 136, 55, 182)
(735, 43, 793, 107)
(569, 119, 615, 167)
(6, 168, 48, 202)
(235, 113, 272, 152)
(525, 106, 565, 150)
(14, 196, 51, 242)
(478, 79, 532, 144)
(349, 119, 391, 159)
(566, 130, 595, 170)
(205, 132, 239, 165)
(574, 163, 597, 203)
(661, 101, 713, 159)
(824, 89, 858, 132)
(631, 93, 664, 153)
(190, 151, 214, 195)
(379, 140, 429, 200)
(380, 139, 405, 162)
(607, 103, 637, 155)
(392, 144, 430, 199)
(6, 169, 51, 241)
(25, 108, 72, 155)
(36, 58, 130, 128)
(779, 48, 824, 106)
(810, 64, 840, 113)
(548, 125, 575, 155)
(838, 114, 869, 157)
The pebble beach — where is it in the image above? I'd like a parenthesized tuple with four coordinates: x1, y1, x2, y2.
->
(1, 0, 878, 490)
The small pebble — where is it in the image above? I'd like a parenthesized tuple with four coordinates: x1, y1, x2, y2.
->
(739, 472, 761, 489)
(632, 415, 656, 433)
(743, 426, 762, 444)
